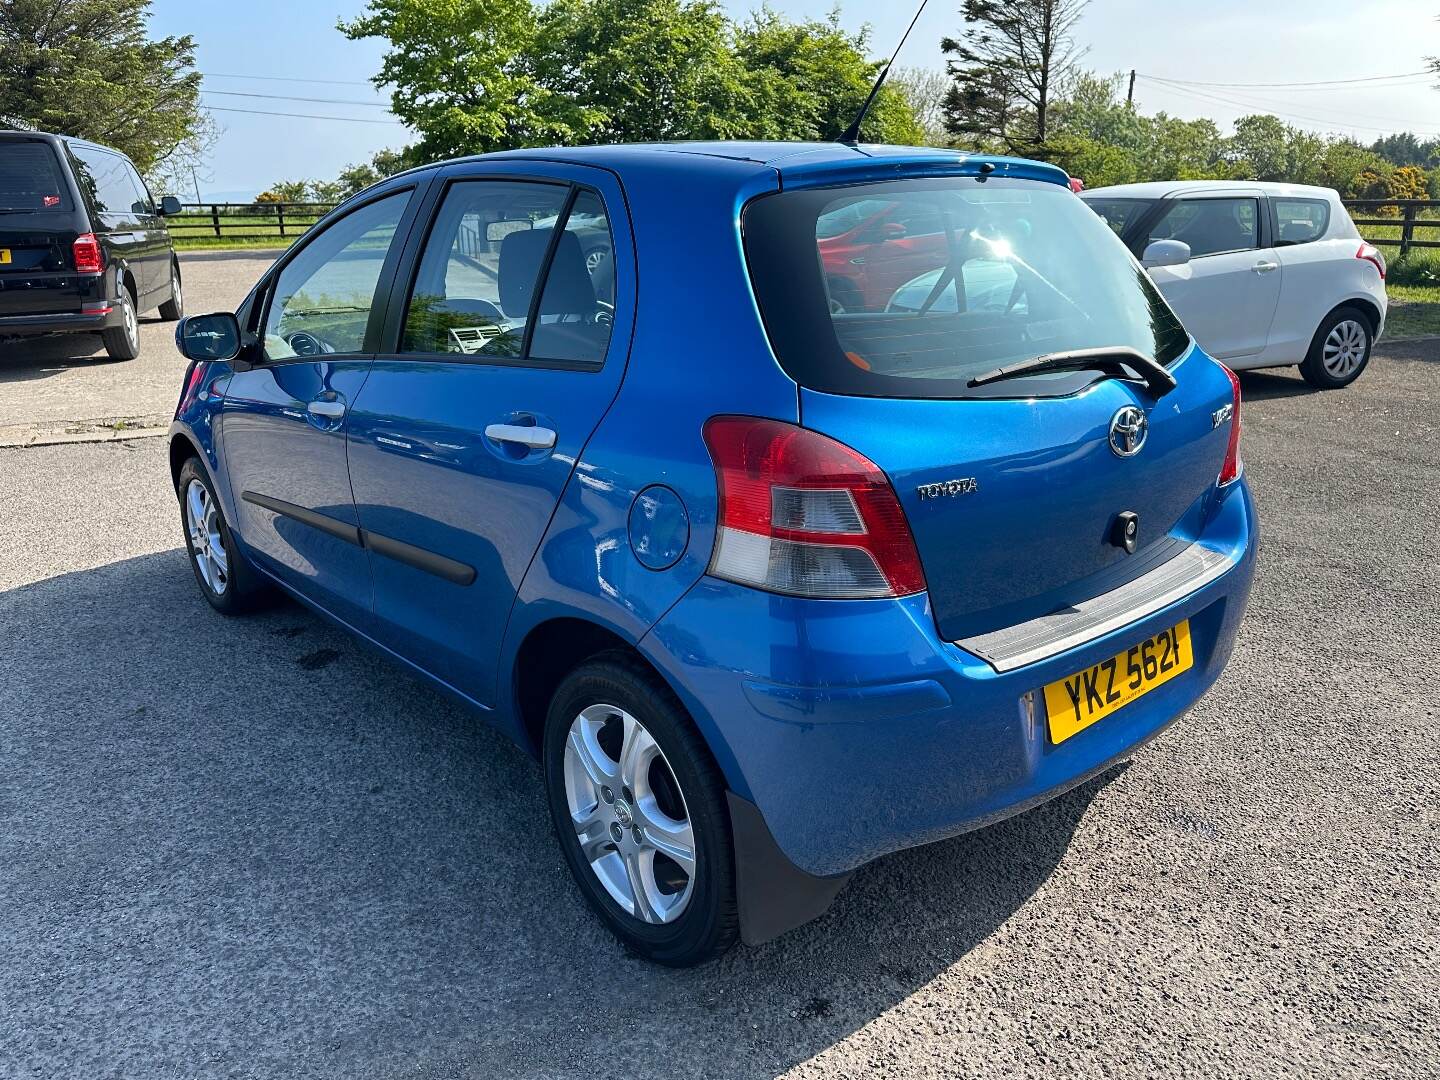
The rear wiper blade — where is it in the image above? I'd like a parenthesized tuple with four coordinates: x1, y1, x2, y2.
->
(967, 346, 1177, 397)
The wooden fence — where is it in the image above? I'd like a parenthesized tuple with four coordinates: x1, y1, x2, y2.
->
(1340, 199, 1440, 257)
(168, 202, 339, 243)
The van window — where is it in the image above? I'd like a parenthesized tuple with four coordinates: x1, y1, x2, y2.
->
(0, 140, 72, 212)
(69, 144, 148, 215)
(1273, 198, 1330, 245)
(743, 177, 1189, 400)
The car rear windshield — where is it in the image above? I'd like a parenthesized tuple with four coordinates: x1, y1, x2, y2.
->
(743, 178, 1189, 399)
(0, 140, 72, 212)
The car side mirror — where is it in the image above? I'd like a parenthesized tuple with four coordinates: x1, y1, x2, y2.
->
(176, 312, 241, 362)
(1142, 239, 1191, 269)
(861, 221, 908, 244)
(159, 195, 184, 216)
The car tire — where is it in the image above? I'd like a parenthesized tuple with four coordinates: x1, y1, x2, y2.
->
(1299, 306, 1373, 389)
(543, 652, 739, 967)
(177, 456, 274, 614)
(101, 286, 140, 361)
(826, 276, 862, 314)
(158, 261, 184, 321)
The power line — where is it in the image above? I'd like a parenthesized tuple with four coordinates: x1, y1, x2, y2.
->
(1140, 79, 1440, 137)
(1141, 70, 1432, 90)
(1141, 77, 1439, 128)
(200, 70, 377, 87)
(203, 89, 391, 109)
(200, 104, 404, 126)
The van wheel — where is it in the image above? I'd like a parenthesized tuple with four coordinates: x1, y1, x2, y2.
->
(177, 457, 273, 614)
(102, 287, 140, 360)
(158, 261, 184, 321)
(543, 653, 738, 966)
(1300, 307, 1372, 389)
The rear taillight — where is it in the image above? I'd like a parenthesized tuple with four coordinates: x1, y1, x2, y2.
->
(703, 416, 926, 599)
(1217, 364, 1243, 487)
(73, 233, 102, 273)
(1356, 242, 1386, 279)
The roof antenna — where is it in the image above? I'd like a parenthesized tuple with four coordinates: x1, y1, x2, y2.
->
(837, 0, 932, 146)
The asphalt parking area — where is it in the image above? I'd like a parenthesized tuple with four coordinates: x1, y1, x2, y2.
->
(0, 342, 1435, 1078)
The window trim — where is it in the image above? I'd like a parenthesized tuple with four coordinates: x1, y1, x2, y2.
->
(382, 174, 617, 373)
(250, 182, 423, 368)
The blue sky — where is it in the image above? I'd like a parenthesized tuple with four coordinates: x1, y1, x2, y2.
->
(151, 0, 1440, 199)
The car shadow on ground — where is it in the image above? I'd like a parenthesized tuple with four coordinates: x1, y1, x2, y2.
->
(1235, 368, 1316, 402)
(0, 550, 1115, 1078)
(0, 321, 169, 385)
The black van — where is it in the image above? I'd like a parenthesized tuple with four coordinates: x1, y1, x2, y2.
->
(0, 129, 184, 360)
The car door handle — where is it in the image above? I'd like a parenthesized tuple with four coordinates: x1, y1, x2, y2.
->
(485, 423, 556, 449)
(1253, 260, 1279, 273)
(307, 399, 347, 419)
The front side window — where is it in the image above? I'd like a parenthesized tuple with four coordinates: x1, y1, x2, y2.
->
(1273, 198, 1330, 245)
(0, 140, 72, 212)
(1082, 197, 1152, 238)
(1147, 197, 1259, 258)
(70, 145, 146, 215)
(743, 177, 1188, 400)
(262, 191, 409, 361)
(401, 182, 615, 367)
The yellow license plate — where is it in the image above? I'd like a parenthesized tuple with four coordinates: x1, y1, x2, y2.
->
(1043, 620, 1193, 744)
(0, 249, 10, 264)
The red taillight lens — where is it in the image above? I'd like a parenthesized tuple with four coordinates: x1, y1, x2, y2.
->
(73, 233, 103, 273)
(1217, 364, 1243, 487)
(1356, 242, 1386, 279)
(703, 416, 926, 599)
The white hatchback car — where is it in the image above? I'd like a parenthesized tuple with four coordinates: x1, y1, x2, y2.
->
(1082, 181, 1388, 389)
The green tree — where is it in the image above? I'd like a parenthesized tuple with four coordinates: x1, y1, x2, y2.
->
(0, 0, 202, 171)
(734, 12, 920, 143)
(335, 147, 416, 198)
(891, 66, 951, 146)
(941, 0, 1089, 156)
(256, 181, 310, 204)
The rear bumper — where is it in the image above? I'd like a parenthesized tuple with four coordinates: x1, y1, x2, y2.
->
(0, 306, 122, 335)
(641, 477, 1256, 935)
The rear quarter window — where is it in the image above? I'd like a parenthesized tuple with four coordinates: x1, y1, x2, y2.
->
(68, 144, 148, 216)
(0, 140, 72, 212)
(1273, 198, 1331, 245)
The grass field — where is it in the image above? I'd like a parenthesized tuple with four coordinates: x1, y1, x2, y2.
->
(169, 210, 328, 252)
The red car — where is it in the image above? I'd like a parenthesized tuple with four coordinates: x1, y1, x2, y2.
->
(816, 199, 948, 312)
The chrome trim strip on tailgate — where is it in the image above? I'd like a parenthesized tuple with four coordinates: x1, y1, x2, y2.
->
(955, 542, 1237, 673)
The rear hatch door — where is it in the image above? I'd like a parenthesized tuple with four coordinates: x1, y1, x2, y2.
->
(0, 137, 85, 315)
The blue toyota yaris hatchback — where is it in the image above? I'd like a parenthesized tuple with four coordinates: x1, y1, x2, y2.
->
(169, 142, 1256, 966)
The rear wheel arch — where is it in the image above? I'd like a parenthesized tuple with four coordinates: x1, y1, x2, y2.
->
(1326, 297, 1380, 336)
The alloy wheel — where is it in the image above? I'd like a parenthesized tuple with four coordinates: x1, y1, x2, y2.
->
(1322, 319, 1367, 378)
(122, 294, 137, 347)
(563, 703, 696, 924)
(171, 268, 182, 312)
(184, 479, 229, 596)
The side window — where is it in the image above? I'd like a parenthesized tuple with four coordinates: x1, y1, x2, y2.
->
(401, 180, 569, 357)
(401, 182, 615, 367)
(1273, 198, 1330, 246)
(1147, 198, 1259, 259)
(528, 190, 615, 366)
(123, 162, 154, 214)
(262, 191, 409, 361)
(69, 145, 140, 215)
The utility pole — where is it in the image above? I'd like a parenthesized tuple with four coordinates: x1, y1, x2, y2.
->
(1127, 69, 1136, 106)
(189, 165, 202, 204)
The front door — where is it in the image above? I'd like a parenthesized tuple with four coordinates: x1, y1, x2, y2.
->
(344, 167, 631, 707)
(218, 187, 419, 628)
(1143, 194, 1282, 359)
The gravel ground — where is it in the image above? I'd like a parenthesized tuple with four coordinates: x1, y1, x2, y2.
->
(0, 344, 1436, 1079)
(0, 251, 282, 432)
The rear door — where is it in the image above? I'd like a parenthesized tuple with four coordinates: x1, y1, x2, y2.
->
(745, 174, 1237, 642)
(0, 137, 86, 316)
(343, 163, 633, 707)
(1142, 194, 1282, 359)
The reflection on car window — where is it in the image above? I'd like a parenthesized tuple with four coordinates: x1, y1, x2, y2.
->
(1273, 198, 1330, 245)
(70, 145, 147, 216)
(262, 191, 409, 361)
(1147, 197, 1259, 258)
(1082, 197, 1150, 238)
(0, 141, 72, 212)
(402, 183, 614, 367)
(527, 190, 615, 366)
